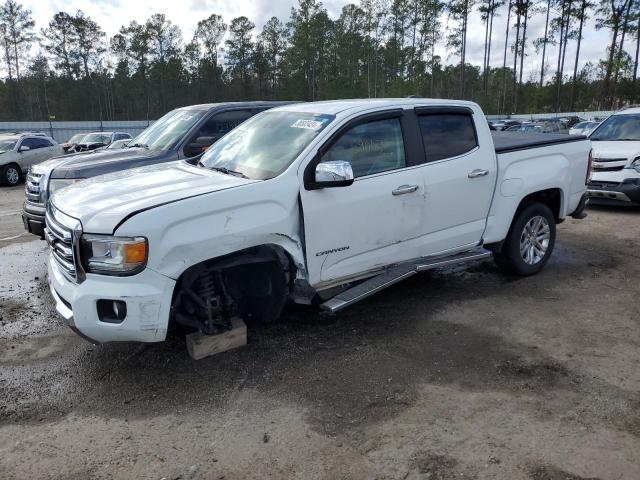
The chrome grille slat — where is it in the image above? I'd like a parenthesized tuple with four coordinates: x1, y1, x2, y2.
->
(24, 171, 44, 207)
(45, 205, 81, 283)
(46, 213, 72, 242)
(52, 249, 76, 274)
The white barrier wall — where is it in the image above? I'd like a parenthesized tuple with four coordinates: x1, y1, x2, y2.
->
(0, 120, 153, 143)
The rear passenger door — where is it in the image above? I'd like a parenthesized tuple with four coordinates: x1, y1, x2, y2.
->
(414, 107, 497, 255)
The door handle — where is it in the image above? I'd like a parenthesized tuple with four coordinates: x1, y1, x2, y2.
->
(468, 169, 489, 178)
(392, 184, 419, 195)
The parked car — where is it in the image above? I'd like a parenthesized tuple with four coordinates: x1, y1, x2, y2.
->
(559, 116, 585, 128)
(22, 101, 294, 238)
(68, 132, 132, 153)
(491, 119, 521, 131)
(569, 121, 599, 136)
(60, 133, 87, 153)
(587, 106, 640, 205)
(98, 139, 130, 151)
(507, 122, 560, 134)
(44, 99, 591, 344)
(0, 133, 63, 186)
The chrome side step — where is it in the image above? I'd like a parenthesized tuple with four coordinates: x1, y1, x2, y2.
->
(320, 249, 492, 314)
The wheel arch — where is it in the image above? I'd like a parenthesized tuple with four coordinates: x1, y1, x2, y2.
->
(484, 187, 564, 252)
(515, 187, 564, 221)
(169, 243, 299, 329)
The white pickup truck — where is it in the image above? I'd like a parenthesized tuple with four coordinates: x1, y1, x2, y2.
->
(45, 99, 591, 344)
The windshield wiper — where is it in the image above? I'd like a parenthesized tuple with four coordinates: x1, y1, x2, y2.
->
(210, 166, 249, 179)
(128, 143, 149, 149)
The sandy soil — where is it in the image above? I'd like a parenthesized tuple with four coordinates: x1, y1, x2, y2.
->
(1, 184, 639, 480)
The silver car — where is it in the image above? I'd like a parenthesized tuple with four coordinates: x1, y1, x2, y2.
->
(0, 133, 64, 186)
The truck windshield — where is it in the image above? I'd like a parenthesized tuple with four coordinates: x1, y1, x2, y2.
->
(590, 114, 640, 141)
(199, 111, 335, 180)
(129, 109, 207, 151)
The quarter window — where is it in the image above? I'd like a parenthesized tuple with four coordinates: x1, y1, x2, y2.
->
(321, 118, 406, 178)
(418, 114, 478, 162)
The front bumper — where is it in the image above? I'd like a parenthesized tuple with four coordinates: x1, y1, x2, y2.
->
(587, 178, 640, 205)
(48, 253, 176, 343)
(22, 201, 46, 238)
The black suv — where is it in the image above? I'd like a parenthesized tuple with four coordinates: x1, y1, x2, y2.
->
(23, 101, 296, 237)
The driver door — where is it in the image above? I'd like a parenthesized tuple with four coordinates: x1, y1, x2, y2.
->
(300, 111, 426, 287)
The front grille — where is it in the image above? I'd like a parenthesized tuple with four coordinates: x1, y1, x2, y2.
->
(45, 206, 82, 283)
(592, 165, 624, 172)
(25, 171, 43, 205)
(593, 157, 627, 163)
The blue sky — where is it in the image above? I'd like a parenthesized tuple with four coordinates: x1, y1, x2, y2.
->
(24, 0, 613, 81)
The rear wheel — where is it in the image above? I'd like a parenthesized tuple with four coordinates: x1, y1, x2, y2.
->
(493, 202, 556, 276)
(1, 164, 21, 186)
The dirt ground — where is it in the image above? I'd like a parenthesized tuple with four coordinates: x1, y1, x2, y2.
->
(1, 184, 639, 480)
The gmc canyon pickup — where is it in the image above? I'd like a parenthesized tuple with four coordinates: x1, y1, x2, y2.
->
(45, 99, 591, 344)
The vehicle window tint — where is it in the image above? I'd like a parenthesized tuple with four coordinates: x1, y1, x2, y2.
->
(321, 118, 406, 178)
(21, 137, 50, 149)
(184, 110, 255, 157)
(197, 110, 254, 138)
(418, 114, 478, 162)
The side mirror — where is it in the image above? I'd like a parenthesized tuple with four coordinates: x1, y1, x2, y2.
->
(313, 160, 354, 188)
(18, 145, 30, 152)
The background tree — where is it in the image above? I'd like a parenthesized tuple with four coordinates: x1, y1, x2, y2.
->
(0, 0, 34, 81)
(225, 16, 255, 97)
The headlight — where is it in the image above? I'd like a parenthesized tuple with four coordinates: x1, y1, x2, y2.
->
(631, 158, 640, 173)
(48, 178, 83, 196)
(81, 235, 147, 275)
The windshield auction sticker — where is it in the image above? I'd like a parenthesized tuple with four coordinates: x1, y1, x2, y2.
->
(291, 119, 324, 130)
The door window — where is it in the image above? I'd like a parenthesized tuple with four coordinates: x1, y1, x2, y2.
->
(320, 118, 406, 178)
(184, 109, 254, 157)
(20, 137, 52, 150)
(417, 114, 478, 162)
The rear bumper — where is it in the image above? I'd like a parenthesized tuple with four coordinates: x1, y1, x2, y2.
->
(22, 201, 46, 238)
(587, 179, 640, 205)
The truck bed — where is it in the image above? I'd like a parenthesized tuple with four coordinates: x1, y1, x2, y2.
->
(492, 131, 587, 154)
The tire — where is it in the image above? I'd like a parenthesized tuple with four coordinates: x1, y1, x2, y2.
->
(1, 164, 21, 186)
(493, 202, 556, 276)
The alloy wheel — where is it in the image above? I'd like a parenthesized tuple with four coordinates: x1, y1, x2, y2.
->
(520, 215, 551, 265)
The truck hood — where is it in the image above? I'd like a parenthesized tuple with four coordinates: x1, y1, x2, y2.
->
(50, 147, 170, 179)
(590, 141, 640, 163)
(51, 161, 259, 233)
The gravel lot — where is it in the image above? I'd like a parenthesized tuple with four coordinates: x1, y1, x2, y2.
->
(1, 184, 639, 480)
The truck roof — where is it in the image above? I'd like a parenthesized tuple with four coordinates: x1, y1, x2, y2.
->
(274, 98, 479, 116)
(178, 101, 298, 111)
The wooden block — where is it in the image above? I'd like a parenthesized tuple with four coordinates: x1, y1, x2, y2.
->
(185, 317, 247, 360)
